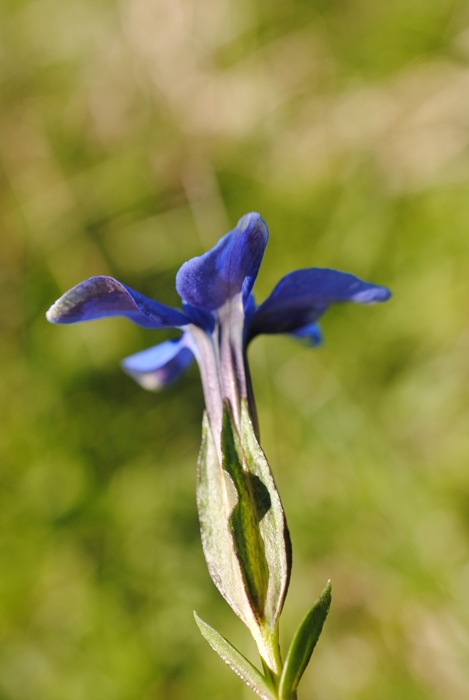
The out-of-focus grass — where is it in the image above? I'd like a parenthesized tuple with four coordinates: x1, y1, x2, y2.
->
(1, 0, 469, 698)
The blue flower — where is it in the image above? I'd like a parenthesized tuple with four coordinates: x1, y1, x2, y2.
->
(46, 213, 391, 441)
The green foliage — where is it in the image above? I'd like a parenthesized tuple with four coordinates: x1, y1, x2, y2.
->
(2, 0, 469, 698)
(197, 403, 289, 673)
(221, 407, 271, 624)
(194, 612, 276, 700)
(279, 582, 332, 699)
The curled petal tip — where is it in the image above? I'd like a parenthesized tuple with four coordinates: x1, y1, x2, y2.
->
(45, 276, 188, 329)
(45, 303, 60, 324)
(249, 268, 392, 338)
(44, 281, 101, 325)
(353, 285, 392, 303)
(236, 212, 268, 236)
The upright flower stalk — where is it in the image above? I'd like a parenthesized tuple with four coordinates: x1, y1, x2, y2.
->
(47, 213, 391, 698)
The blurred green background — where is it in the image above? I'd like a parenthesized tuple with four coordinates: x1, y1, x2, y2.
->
(2, 0, 469, 698)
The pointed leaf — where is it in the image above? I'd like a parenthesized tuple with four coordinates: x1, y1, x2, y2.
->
(197, 406, 291, 673)
(194, 612, 276, 700)
(197, 413, 269, 662)
(279, 581, 332, 700)
(239, 400, 292, 632)
(221, 406, 270, 621)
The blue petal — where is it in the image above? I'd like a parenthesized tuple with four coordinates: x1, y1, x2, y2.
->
(250, 268, 391, 336)
(46, 276, 189, 329)
(182, 302, 215, 333)
(121, 337, 194, 390)
(175, 213, 268, 311)
(289, 322, 323, 347)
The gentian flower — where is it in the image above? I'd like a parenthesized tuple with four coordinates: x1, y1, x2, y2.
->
(46, 213, 391, 690)
(46, 212, 391, 449)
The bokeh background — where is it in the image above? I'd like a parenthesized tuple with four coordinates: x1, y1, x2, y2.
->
(2, 0, 469, 698)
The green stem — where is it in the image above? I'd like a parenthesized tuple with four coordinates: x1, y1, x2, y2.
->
(261, 658, 279, 698)
(260, 626, 284, 697)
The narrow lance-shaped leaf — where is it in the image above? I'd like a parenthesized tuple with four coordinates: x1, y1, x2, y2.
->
(222, 401, 292, 674)
(197, 405, 291, 674)
(278, 581, 332, 700)
(221, 405, 270, 621)
(194, 612, 276, 700)
(197, 413, 273, 666)
(239, 400, 292, 634)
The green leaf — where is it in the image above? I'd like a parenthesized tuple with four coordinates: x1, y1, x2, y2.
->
(197, 405, 291, 673)
(278, 581, 332, 700)
(194, 612, 276, 700)
(221, 406, 270, 621)
(197, 413, 267, 660)
(239, 400, 292, 633)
